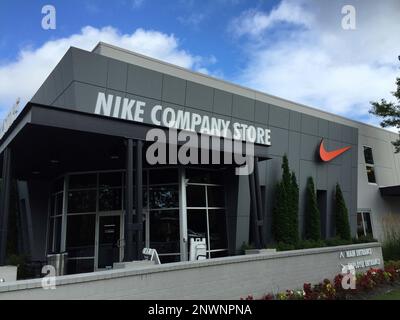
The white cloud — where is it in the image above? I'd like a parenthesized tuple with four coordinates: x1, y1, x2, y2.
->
(230, 0, 400, 125)
(229, 1, 313, 38)
(0, 26, 212, 118)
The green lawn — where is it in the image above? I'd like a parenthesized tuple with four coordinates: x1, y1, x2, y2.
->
(370, 288, 400, 300)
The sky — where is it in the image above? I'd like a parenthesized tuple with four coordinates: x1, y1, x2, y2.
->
(0, 0, 399, 127)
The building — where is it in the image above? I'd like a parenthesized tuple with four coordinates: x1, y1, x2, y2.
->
(0, 42, 399, 275)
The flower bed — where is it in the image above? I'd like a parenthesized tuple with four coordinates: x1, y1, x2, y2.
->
(241, 261, 400, 300)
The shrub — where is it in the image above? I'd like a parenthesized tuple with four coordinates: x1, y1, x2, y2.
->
(272, 155, 299, 245)
(325, 237, 352, 247)
(334, 184, 351, 241)
(382, 231, 400, 261)
(296, 239, 326, 249)
(304, 177, 321, 241)
(240, 241, 255, 254)
(352, 235, 378, 244)
(276, 242, 296, 251)
(290, 172, 299, 244)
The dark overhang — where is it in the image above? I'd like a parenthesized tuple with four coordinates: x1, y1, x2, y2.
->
(0, 102, 270, 179)
(379, 185, 400, 196)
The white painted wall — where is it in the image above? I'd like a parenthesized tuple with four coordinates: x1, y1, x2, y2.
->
(0, 243, 383, 300)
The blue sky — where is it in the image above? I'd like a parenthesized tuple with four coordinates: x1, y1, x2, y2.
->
(0, 0, 399, 126)
(0, 0, 271, 77)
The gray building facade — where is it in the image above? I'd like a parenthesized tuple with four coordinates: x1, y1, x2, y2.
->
(0, 42, 398, 274)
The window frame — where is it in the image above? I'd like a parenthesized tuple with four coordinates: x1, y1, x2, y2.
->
(356, 210, 374, 238)
(363, 145, 377, 185)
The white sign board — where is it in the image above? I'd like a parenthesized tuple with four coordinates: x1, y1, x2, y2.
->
(142, 247, 161, 265)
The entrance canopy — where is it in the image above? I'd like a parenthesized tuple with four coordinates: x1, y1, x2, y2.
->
(0, 103, 270, 180)
(379, 185, 400, 196)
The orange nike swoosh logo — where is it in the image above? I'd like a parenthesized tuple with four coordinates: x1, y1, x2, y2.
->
(319, 139, 351, 162)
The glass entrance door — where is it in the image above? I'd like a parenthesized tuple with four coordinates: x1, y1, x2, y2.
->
(97, 215, 121, 269)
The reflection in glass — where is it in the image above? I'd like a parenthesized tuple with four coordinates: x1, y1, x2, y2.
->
(187, 210, 207, 239)
(68, 190, 96, 213)
(366, 166, 376, 184)
(363, 146, 374, 165)
(149, 185, 179, 209)
(55, 193, 63, 215)
(99, 172, 122, 188)
(53, 177, 64, 192)
(207, 186, 225, 207)
(149, 169, 178, 184)
(363, 212, 373, 237)
(98, 215, 121, 269)
(357, 212, 364, 237)
(66, 214, 96, 257)
(99, 188, 122, 211)
(187, 185, 206, 207)
(53, 217, 62, 253)
(208, 210, 227, 250)
(47, 218, 54, 253)
(67, 258, 94, 275)
(149, 210, 179, 254)
(69, 173, 97, 189)
(186, 169, 223, 184)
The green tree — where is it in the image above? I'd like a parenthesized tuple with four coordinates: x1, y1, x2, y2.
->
(370, 69, 400, 152)
(289, 172, 299, 244)
(334, 183, 351, 240)
(272, 155, 299, 245)
(304, 177, 321, 241)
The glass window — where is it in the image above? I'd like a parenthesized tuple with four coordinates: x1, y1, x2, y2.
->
(186, 169, 223, 184)
(208, 209, 227, 250)
(53, 216, 62, 253)
(187, 185, 206, 207)
(187, 209, 207, 239)
(50, 195, 56, 217)
(47, 218, 54, 253)
(149, 210, 180, 254)
(99, 187, 122, 211)
(363, 212, 373, 237)
(55, 193, 64, 215)
(149, 169, 178, 184)
(207, 186, 225, 207)
(99, 172, 122, 188)
(149, 185, 179, 209)
(53, 177, 64, 193)
(67, 258, 94, 275)
(357, 212, 364, 237)
(69, 173, 97, 189)
(366, 166, 376, 184)
(210, 251, 228, 258)
(68, 190, 96, 213)
(66, 214, 96, 258)
(363, 146, 374, 165)
(357, 211, 373, 238)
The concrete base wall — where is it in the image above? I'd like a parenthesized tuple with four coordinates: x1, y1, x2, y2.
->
(0, 243, 383, 300)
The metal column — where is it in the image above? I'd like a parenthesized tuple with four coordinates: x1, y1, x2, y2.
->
(0, 148, 12, 265)
(248, 171, 261, 249)
(124, 139, 134, 261)
(134, 140, 143, 259)
(248, 157, 264, 249)
(253, 157, 265, 248)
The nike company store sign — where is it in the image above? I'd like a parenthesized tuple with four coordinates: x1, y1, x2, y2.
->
(94, 92, 272, 146)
